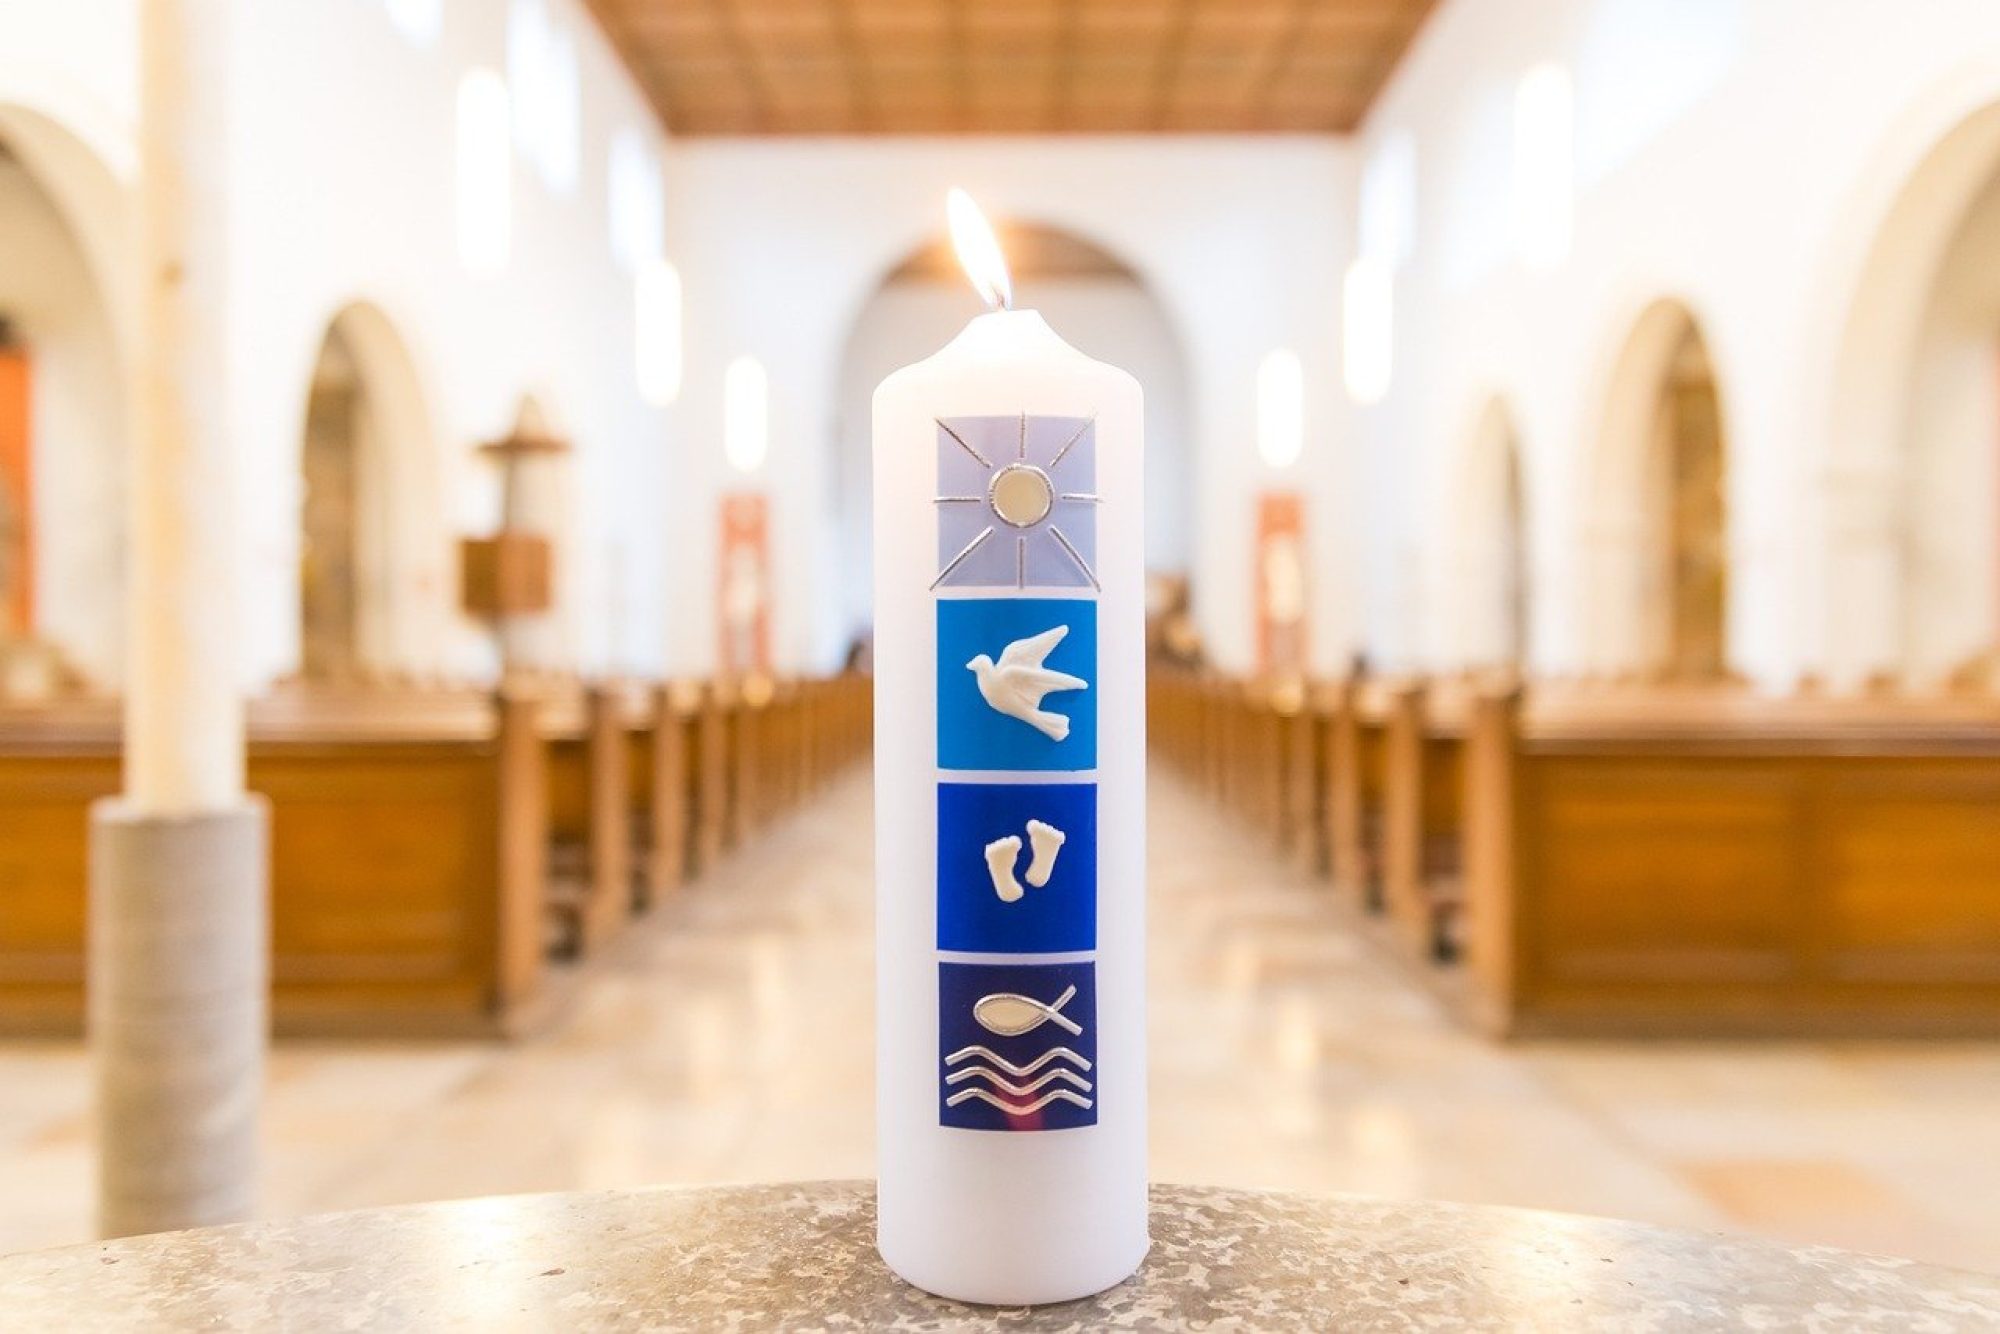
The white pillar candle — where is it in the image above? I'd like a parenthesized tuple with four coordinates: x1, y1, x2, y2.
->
(873, 193, 1147, 1305)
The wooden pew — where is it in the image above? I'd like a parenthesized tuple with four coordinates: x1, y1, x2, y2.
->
(1380, 683, 1469, 961)
(1146, 669, 1330, 874)
(1281, 683, 1329, 872)
(1328, 679, 1393, 911)
(0, 701, 121, 1033)
(1463, 689, 2000, 1037)
(632, 683, 695, 903)
(0, 691, 549, 1037)
(613, 680, 701, 912)
(1152, 669, 1209, 791)
(619, 684, 658, 910)
(542, 684, 630, 956)
(692, 683, 732, 873)
(732, 680, 773, 838)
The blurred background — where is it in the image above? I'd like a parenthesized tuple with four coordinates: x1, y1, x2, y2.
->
(2, 0, 1999, 1274)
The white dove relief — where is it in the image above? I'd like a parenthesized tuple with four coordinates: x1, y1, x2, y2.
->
(966, 624, 1088, 741)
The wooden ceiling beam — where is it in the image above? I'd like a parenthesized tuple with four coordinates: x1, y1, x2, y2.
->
(591, 0, 1439, 137)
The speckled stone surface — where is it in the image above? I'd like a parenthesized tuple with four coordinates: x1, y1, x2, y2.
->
(4, 1182, 1998, 1331)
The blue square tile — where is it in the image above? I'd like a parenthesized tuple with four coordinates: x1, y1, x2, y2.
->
(937, 781, 1095, 954)
(938, 960, 1097, 1132)
(937, 598, 1096, 772)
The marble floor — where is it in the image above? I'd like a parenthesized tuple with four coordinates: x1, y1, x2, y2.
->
(3, 764, 1999, 1270)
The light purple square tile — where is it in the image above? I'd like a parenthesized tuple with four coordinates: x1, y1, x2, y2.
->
(934, 414, 1098, 591)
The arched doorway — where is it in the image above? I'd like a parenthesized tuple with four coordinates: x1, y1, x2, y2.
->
(1824, 100, 2000, 687)
(1447, 399, 1527, 673)
(1588, 300, 1729, 680)
(0, 116, 128, 696)
(831, 221, 1191, 660)
(297, 303, 444, 682)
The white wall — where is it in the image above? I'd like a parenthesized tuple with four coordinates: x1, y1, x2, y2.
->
(0, 0, 677, 690)
(226, 0, 671, 684)
(833, 273, 1191, 653)
(668, 136, 1356, 676)
(16, 0, 2000, 693)
(1360, 0, 2000, 687)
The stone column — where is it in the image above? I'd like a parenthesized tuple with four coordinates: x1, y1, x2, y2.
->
(90, 0, 269, 1240)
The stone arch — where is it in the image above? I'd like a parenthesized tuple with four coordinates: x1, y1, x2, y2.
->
(1584, 298, 1730, 679)
(1443, 397, 1528, 673)
(0, 105, 131, 692)
(1820, 96, 2000, 686)
(830, 219, 1192, 656)
(297, 301, 448, 681)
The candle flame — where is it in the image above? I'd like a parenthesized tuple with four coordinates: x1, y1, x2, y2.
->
(947, 188, 1013, 311)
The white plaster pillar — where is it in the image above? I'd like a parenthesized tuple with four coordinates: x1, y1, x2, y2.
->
(90, 0, 268, 1239)
(1580, 507, 1647, 676)
(1821, 462, 1903, 690)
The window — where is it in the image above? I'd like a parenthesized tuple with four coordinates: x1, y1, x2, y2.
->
(724, 357, 768, 473)
(1257, 349, 1304, 468)
(382, 0, 442, 47)
(1342, 258, 1393, 405)
(608, 128, 665, 273)
(456, 70, 512, 276)
(636, 258, 683, 407)
(1511, 63, 1574, 271)
(508, 0, 580, 194)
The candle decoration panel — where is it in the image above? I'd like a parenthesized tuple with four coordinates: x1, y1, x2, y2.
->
(933, 413, 1101, 1135)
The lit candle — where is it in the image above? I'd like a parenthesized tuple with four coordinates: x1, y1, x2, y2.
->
(873, 191, 1147, 1304)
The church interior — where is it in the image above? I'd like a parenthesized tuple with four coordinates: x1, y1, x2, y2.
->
(5, 0, 2000, 1309)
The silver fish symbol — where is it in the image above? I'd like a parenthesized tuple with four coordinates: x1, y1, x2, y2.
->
(972, 984, 1082, 1037)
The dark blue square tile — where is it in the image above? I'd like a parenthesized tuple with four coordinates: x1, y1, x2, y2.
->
(937, 780, 1095, 954)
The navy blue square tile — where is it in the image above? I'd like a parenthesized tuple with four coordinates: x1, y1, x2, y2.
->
(938, 960, 1098, 1132)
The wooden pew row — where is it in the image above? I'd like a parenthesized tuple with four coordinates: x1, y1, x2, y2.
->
(1462, 689, 2000, 1038)
(1329, 679, 1393, 913)
(1155, 669, 2000, 1039)
(0, 673, 876, 1037)
(625, 682, 692, 906)
(1380, 682, 1469, 963)
(0, 692, 549, 1038)
(542, 684, 630, 956)
(1154, 672, 1447, 928)
(559, 672, 875, 957)
(643, 672, 871, 887)
(1149, 670, 1338, 869)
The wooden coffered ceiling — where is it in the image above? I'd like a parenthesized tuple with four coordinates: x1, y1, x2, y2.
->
(584, 0, 1439, 135)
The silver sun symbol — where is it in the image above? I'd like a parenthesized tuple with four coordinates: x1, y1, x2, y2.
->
(931, 414, 1101, 591)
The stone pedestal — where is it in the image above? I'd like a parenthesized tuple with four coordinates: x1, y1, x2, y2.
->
(89, 799, 268, 1239)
